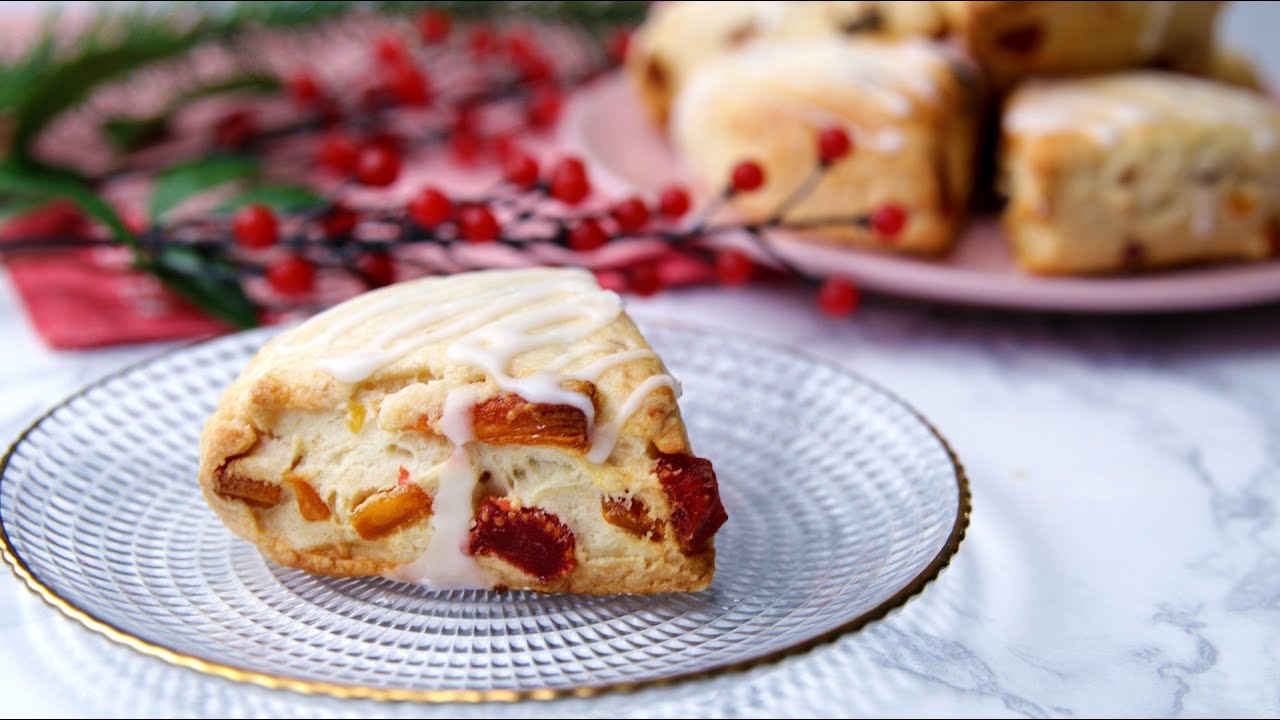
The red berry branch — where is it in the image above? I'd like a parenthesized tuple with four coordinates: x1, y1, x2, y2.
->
(1, 8, 904, 324)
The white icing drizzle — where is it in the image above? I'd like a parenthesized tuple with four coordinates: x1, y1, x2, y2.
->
(586, 374, 682, 464)
(389, 387, 489, 589)
(1139, 1, 1175, 56)
(1005, 74, 1280, 154)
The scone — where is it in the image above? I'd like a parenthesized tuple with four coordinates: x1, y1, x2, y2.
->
(627, 1, 947, 127)
(1001, 72, 1280, 275)
(672, 38, 979, 255)
(199, 268, 727, 594)
(940, 1, 1224, 89)
(1211, 48, 1267, 93)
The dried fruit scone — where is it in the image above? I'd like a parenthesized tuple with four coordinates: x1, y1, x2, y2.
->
(199, 268, 727, 593)
(671, 38, 979, 256)
(626, 0, 947, 127)
(1000, 72, 1280, 275)
(939, 1, 1224, 90)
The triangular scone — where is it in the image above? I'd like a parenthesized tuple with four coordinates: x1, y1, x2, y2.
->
(199, 268, 728, 594)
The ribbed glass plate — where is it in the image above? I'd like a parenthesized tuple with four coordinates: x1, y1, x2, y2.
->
(0, 321, 968, 701)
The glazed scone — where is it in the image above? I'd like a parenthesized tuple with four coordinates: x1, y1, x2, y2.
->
(199, 269, 727, 594)
(1001, 72, 1280, 275)
(939, 1, 1224, 89)
(626, 1, 947, 127)
(672, 38, 979, 255)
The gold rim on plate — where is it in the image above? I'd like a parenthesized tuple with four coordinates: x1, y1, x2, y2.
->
(0, 325, 971, 704)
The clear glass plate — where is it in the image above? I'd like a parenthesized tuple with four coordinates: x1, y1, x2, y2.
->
(0, 321, 969, 702)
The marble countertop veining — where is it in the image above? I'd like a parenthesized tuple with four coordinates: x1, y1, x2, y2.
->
(2, 261, 1279, 717)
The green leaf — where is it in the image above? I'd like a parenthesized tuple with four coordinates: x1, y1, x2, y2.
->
(214, 185, 327, 214)
(0, 196, 52, 222)
(150, 156, 260, 219)
(101, 116, 169, 153)
(141, 244, 258, 328)
(175, 73, 280, 105)
(0, 158, 135, 248)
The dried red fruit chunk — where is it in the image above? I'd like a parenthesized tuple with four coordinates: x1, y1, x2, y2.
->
(351, 483, 433, 540)
(601, 496, 664, 542)
(469, 497, 577, 582)
(473, 393, 590, 450)
(287, 475, 331, 521)
(655, 453, 728, 554)
(214, 470, 282, 508)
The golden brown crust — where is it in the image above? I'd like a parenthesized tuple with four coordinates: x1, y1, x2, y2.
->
(941, 1, 1223, 90)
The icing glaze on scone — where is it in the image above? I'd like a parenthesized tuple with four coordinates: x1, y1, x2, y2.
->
(198, 268, 724, 594)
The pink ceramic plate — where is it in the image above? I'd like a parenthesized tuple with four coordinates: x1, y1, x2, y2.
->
(563, 74, 1280, 314)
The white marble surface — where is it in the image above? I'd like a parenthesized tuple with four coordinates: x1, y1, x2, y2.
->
(5, 3, 1280, 717)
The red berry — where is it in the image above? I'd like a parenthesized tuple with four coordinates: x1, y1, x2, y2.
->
(630, 262, 663, 297)
(232, 204, 278, 249)
(503, 152, 540, 189)
(870, 203, 907, 239)
(714, 248, 754, 286)
(266, 255, 315, 295)
(817, 126, 853, 164)
(606, 28, 632, 63)
(491, 133, 519, 161)
(354, 144, 400, 187)
(568, 218, 608, 252)
(389, 64, 432, 107)
(527, 86, 563, 129)
(450, 130, 482, 166)
(214, 110, 256, 149)
(287, 72, 321, 106)
(415, 9, 452, 43)
(516, 52, 553, 82)
(730, 160, 765, 193)
(469, 26, 499, 57)
(316, 132, 359, 174)
(374, 35, 411, 66)
(816, 277, 860, 317)
(459, 205, 500, 243)
(505, 28, 537, 61)
(658, 185, 691, 219)
(610, 196, 650, 233)
(356, 251, 396, 287)
(408, 187, 452, 229)
(320, 203, 357, 238)
(548, 157, 591, 205)
(366, 130, 402, 155)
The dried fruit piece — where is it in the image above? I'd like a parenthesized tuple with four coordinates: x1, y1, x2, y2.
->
(469, 497, 576, 581)
(995, 23, 1043, 55)
(213, 470, 282, 508)
(472, 393, 589, 450)
(351, 483, 433, 540)
(655, 453, 728, 554)
(346, 399, 366, 433)
(287, 475, 331, 521)
(601, 496, 664, 541)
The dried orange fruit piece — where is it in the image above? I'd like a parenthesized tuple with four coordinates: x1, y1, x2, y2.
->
(601, 496, 664, 541)
(351, 483, 433, 540)
(287, 475, 331, 522)
(213, 471, 282, 509)
(472, 393, 589, 450)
